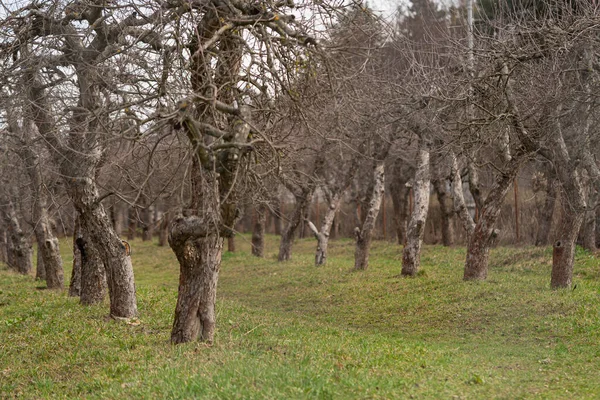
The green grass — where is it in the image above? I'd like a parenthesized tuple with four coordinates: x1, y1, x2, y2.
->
(1, 236, 600, 399)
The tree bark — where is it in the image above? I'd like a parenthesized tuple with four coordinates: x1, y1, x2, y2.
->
(278, 188, 313, 261)
(355, 161, 385, 271)
(550, 170, 586, 289)
(69, 217, 82, 297)
(272, 200, 283, 236)
(158, 213, 170, 247)
(449, 152, 475, 240)
(76, 223, 108, 305)
(169, 159, 227, 344)
(431, 147, 455, 246)
(77, 208, 136, 316)
(8, 119, 64, 288)
(0, 230, 8, 264)
(1, 199, 33, 275)
(581, 186, 597, 252)
(170, 233, 222, 344)
(227, 236, 236, 252)
(127, 206, 137, 241)
(401, 140, 431, 276)
(389, 158, 413, 245)
(551, 212, 584, 289)
(464, 160, 520, 281)
(141, 203, 154, 242)
(112, 202, 124, 237)
(34, 220, 63, 289)
(309, 190, 344, 266)
(251, 204, 267, 257)
(536, 178, 558, 246)
(35, 239, 45, 281)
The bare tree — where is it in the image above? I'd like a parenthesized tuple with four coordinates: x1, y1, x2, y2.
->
(0, 2, 154, 317)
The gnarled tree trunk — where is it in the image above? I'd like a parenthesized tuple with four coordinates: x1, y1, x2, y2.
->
(449, 152, 475, 240)
(1, 197, 33, 275)
(536, 178, 558, 246)
(464, 160, 520, 281)
(74, 215, 108, 305)
(227, 236, 236, 253)
(551, 211, 584, 289)
(0, 230, 8, 264)
(35, 240, 45, 281)
(112, 202, 124, 237)
(354, 161, 385, 271)
(127, 206, 137, 241)
(389, 158, 413, 245)
(28, 69, 137, 318)
(251, 204, 267, 257)
(7, 110, 64, 287)
(550, 168, 586, 289)
(34, 219, 63, 289)
(272, 200, 283, 236)
(401, 139, 431, 276)
(581, 185, 597, 253)
(170, 230, 222, 344)
(141, 203, 154, 242)
(158, 212, 170, 247)
(1, 200, 33, 275)
(76, 206, 136, 316)
(278, 188, 313, 261)
(69, 217, 82, 297)
(309, 191, 344, 266)
(431, 146, 454, 246)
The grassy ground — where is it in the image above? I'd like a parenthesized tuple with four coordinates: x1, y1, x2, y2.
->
(1, 235, 599, 399)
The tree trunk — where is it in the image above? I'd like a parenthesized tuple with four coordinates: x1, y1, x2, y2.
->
(449, 152, 475, 240)
(278, 188, 313, 261)
(76, 220, 108, 305)
(251, 205, 267, 257)
(15, 137, 64, 288)
(550, 171, 586, 289)
(0, 230, 7, 264)
(308, 190, 344, 266)
(390, 159, 413, 245)
(127, 206, 137, 241)
(142, 204, 154, 241)
(66, 180, 137, 317)
(69, 215, 108, 303)
(69, 217, 82, 297)
(26, 65, 134, 314)
(433, 176, 454, 247)
(227, 236, 236, 252)
(431, 143, 454, 246)
(467, 158, 484, 212)
(551, 213, 584, 289)
(77, 208, 136, 317)
(30, 185, 63, 289)
(581, 187, 597, 252)
(112, 202, 124, 237)
(170, 234, 222, 344)
(331, 214, 339, 240)
(401, 140, 431, 276)
(536, 178, 558, 246)
(169, 158, 225, 344)
(272, 200, 283, 236)
(158, 213, 170, 247)
(1, 200, 33, 275)
(34, 220, 63, 289)
(464, 161, 520, 281)
(35, 237, 45, 281)
(354, 161, 385, 270)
